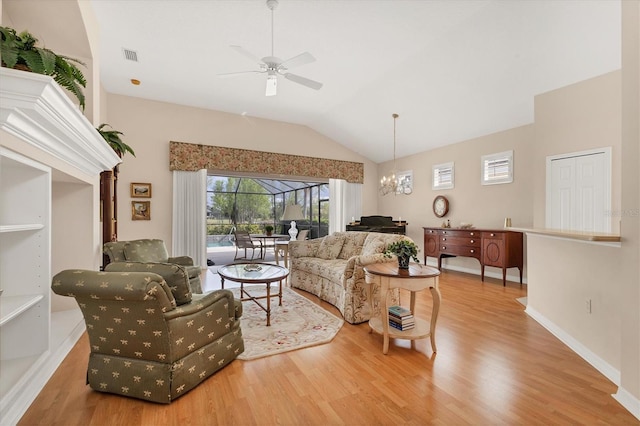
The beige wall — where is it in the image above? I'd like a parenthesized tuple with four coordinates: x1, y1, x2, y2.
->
(105, 94, 379, 250)
(533, 71, 622, 232)
(618, 0, 640, 409)
(377, 124, 535, 281)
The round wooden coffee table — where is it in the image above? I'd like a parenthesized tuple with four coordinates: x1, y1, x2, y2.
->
(218, 263, 289, 326)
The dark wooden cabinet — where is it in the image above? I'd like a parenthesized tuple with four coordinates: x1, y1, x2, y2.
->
(100, 165, 119, 269)
(423, 227, 523, 286)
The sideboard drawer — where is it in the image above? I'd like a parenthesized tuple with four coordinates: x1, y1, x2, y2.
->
(439, 229, 480, 238)
(439, 236, 481, 247)
(439, 244, 481, 259)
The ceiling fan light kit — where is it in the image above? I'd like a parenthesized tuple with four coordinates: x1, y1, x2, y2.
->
(219, 0, 323, 96)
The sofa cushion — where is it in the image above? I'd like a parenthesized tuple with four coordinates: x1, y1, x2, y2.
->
(293, 257, 347, 284)
(361, 233, 390, 256)
(124, 239, 170, 263)
(338, 231, 369, 259)
(317, 234, 346, 260)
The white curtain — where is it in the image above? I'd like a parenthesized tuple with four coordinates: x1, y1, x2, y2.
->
(329, 179, 362, 234)
(172, 169, 207, 269)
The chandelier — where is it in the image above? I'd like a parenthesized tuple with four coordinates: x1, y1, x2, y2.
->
(379, 113, 405, 196)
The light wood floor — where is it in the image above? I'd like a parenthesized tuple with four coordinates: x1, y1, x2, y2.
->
(19, 269, 637, 425)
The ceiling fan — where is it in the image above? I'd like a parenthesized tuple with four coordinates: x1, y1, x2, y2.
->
(218, 0, 323, 96)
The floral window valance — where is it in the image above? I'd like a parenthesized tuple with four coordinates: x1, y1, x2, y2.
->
(169, 141, 364, 184)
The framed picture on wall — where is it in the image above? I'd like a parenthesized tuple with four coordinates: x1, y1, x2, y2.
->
(131, 182, 152, 198)
(132, 201, 151, 220)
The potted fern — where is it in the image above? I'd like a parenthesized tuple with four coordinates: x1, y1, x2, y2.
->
(0, 26, 87, 110)
(384, 240, 420, 269)
(97, 124, 135, 158)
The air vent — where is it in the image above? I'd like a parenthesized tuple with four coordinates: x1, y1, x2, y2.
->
(122, 48, 138, 62)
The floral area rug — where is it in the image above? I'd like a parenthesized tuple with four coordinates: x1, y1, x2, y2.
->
(230, 286, 344, 360)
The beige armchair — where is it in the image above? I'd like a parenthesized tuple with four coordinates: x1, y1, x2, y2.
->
(104, 239, 202, 294)
(51, 269, 244, 403)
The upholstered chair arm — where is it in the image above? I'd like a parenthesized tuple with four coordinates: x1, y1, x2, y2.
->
(168, 256, 195, 266)
(289, 239, 322, 258)
(105, 261, 193, 306)
(51, 269, 176, 312)
(164, 289, 242, 361)
(165, 289, 237, 321)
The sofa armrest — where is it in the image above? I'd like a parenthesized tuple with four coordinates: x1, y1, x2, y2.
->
(289, 239, 322, 258)
(356, 253, 394, 267)
(168, 256, 195, 267)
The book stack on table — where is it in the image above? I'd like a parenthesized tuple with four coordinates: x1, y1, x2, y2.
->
(388, 305, 415, 331)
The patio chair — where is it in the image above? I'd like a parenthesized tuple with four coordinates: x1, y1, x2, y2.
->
(234, 230, 263, 260)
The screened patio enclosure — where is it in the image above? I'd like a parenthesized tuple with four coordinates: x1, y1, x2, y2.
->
(206, 175, 329, 246)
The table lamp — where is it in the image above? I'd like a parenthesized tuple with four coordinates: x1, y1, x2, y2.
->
(282, 204, 304, 240)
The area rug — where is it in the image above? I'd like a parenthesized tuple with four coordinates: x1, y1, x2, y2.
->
(231, 286, 344, 360)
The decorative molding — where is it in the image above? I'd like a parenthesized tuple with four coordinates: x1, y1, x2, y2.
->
(169, 141, 364, 184)
(0, 67, 120, 175)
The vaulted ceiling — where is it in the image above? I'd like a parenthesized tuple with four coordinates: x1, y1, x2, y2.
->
(4, 0, 621, 164)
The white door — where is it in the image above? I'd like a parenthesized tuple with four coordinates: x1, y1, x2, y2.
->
(546, 148, 611, 233)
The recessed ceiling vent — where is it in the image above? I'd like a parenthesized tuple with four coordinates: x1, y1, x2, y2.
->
(122, 48, 138, 62)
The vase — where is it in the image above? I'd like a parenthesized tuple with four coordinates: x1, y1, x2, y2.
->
(398, 255, 410, 269)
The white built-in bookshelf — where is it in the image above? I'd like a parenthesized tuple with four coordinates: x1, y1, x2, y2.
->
(0, 67, 120, 425)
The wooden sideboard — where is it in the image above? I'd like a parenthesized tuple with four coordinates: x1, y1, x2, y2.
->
(423, 227, 523, 286)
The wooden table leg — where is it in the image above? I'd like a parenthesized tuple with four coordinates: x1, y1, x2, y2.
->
(266, 282, 271, 326)
(429, 277, 441, 353)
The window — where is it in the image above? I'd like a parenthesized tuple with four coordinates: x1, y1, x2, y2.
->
(481, 150, 513, 185)
(432, 162, 454, 190)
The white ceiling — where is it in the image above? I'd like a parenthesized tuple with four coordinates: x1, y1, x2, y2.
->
(87, 0, 621, 164)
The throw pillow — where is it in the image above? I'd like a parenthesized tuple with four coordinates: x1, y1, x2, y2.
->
(361, 234, 391, 256)
(317, 234, 346, 260)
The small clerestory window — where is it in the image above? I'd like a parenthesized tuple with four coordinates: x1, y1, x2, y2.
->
(432, 162, 454, 190)
(481, 150, 513, 185)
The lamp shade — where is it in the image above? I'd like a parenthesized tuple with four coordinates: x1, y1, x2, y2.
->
(281, 204, 304, 221)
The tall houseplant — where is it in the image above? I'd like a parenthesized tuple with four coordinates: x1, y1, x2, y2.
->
(0, 26, 87, 110)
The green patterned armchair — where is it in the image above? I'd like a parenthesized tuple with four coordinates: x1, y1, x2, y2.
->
(52, 269, 244, 403)
(104, 239, 202, 294)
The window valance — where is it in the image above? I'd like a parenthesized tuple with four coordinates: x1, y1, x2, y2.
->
(169, 141, 364, 184)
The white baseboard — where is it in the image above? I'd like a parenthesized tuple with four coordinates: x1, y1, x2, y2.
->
(525, 305, 620, 384)
(613, 387, 640, 421)
(0, 315, 85, 425)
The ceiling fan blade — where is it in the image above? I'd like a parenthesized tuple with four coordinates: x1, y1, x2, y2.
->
(265, 75, 278, 97)
(229, 45, 263, 64)
(217, 70, 264, 78)
(283, 73, 323, 90)
(280, 51, 316, 70)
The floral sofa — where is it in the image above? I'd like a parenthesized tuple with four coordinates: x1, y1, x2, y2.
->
(289, 231, 412, 324)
